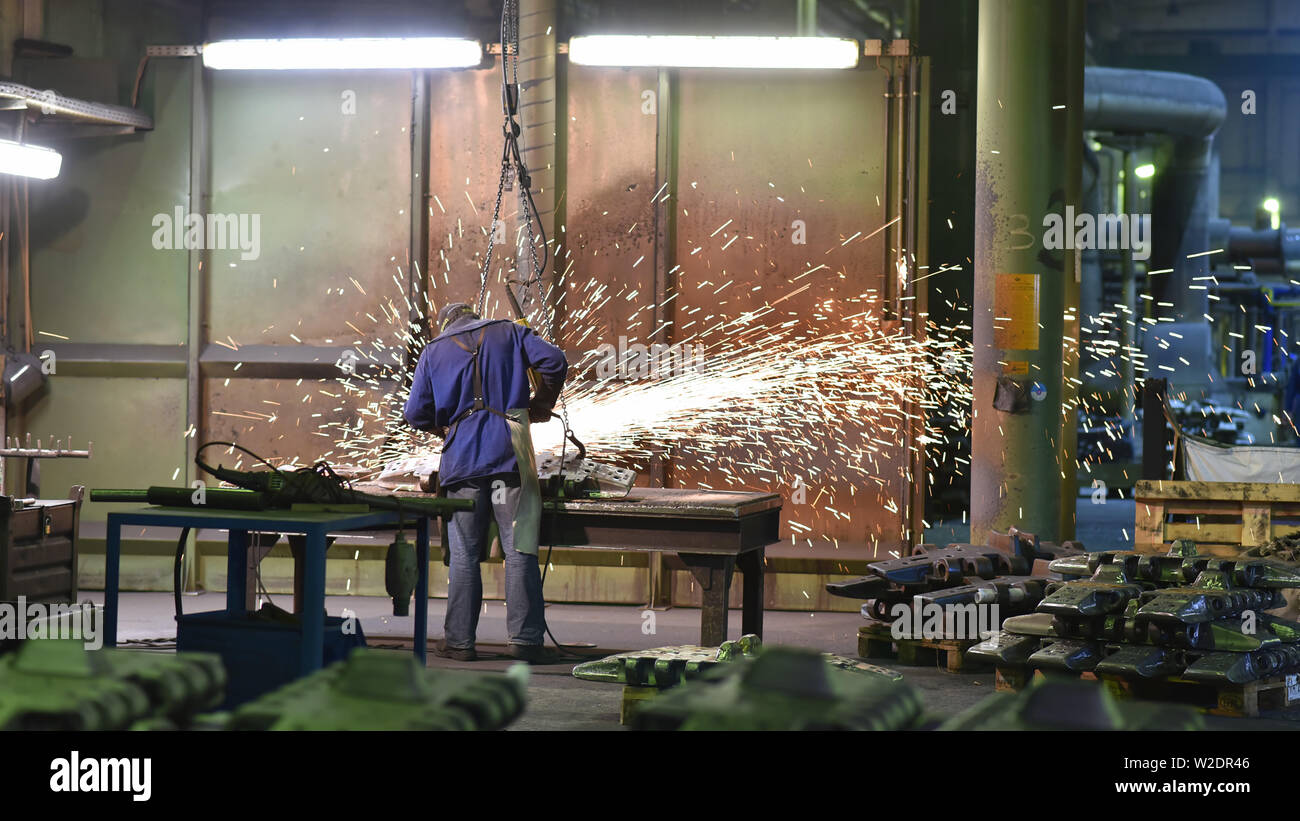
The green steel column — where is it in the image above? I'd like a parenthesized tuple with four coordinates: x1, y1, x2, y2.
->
(971, 0, 1083, 546)
(184, 53, 210, 590)
(796, 0, 817, 35)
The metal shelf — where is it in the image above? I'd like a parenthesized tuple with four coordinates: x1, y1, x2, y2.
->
(0, 81, 153, 133)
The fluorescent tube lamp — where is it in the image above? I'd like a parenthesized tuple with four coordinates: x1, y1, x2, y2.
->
(568, 35, 859, 69)
(0, 139, 62, 180)
(202, 37, 482, 70)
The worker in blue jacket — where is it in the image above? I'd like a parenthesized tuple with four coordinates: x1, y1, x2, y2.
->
(404, 301, 568, 663)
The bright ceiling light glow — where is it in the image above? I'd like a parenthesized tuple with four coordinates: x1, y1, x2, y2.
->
(1134, 163, 1156, 179)
(568, 35, 860, 69)
(202, 38, 482, 70)
(0, 139, 61, 180)
(1263, 197, 1280, 213)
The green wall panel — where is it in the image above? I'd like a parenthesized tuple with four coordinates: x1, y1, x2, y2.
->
(26, 59, 191, 345)
(17, 376, 187, 522)
(207, 71, 413, 347)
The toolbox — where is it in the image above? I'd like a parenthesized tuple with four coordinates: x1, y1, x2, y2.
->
(0, 486, 84, 603)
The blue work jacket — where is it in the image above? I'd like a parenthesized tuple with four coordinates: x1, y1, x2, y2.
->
(403, 316, 568, 486)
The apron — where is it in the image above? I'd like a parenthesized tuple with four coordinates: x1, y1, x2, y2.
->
(504, 407, 542, 556)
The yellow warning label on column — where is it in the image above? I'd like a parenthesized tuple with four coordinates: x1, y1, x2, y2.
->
(993, 273, 1040, 351)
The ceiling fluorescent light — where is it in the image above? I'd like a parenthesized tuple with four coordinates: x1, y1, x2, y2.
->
(0, 139, 61, 180)
(202, 38, 482, 70)
(568, 35, 859, 69)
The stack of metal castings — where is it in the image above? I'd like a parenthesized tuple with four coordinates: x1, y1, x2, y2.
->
(572, 634, 901, 688)
(572, 634, 763, 688)
(968, 539, 1300, 685)
(826, 529, 1084, 634)
(938, 675, 1205, 730)
(0, 639, 225, 730)
(225, 648, 528, 730)
(629, 646, 922, 731)
(1246, 529, 1300, 565)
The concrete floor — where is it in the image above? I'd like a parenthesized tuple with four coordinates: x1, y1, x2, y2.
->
(87, 590, 998, 730)
(82, 490, 1300, 731)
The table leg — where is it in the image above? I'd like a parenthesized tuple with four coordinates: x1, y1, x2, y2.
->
(300, 526, 327, 675)
(680, 553, 735, 647)
(245, 533, 280, 611)
(415, 516, 429, 665)
(737, 547, 765, 639)
(226, 529, 249, 615)
(104, 515, 121, 648)
(287, 535, 304, 614)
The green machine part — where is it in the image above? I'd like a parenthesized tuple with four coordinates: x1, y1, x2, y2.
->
(572, 634, 764, 688)
(628, 647, 923, 731)
(0, 640, 225, 730)
(572, 635, 903, 689)
(91, 486, 268, 510)
(224, 648, 528, 731)
(972, 540, 1300, 685)
(937, 676, 1205, 731)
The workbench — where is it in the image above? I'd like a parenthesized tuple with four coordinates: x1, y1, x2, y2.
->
(102, 507, 432, 674)
(356, 485, 782, 646)
(542, 488, 780, 645)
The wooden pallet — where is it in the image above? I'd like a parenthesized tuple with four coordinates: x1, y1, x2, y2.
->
(1134, 480, 1300, 557)
(858, 620, 985, 673)
(993, 667, 1300, 718)
(620, 685, 659, 725)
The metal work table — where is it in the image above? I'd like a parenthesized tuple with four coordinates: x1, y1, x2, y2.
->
(542, 488, 781, 645)
(102, 507, 431, 674)
(361, 485, 783, 646)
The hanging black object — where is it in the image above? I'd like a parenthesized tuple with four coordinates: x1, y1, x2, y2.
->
(385, 531, 417, 617)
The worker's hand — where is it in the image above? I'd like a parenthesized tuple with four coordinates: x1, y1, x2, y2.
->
(528, 401, 553, 424)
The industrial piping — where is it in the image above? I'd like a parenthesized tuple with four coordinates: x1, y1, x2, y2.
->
(1082, 67, 1226, 323)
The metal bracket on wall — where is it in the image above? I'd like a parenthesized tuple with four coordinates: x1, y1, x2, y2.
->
(0, 82, 153, 130)
(145, 45, 202, 58)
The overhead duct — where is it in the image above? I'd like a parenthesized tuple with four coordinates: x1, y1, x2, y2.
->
(1082, 66, 1227, 385)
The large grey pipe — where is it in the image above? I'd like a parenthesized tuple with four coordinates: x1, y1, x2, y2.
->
(1084, 68, 1225, 320)
(1082, 67, 1226, 377)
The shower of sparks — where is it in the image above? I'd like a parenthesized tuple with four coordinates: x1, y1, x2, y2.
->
(300, 214, 976, 551)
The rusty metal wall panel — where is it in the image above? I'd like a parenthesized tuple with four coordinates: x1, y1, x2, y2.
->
(425, 65, 531, 316)
(416, 63, 907, 555)
(23, 377, 187, 523)
(425, 63, 660, 344)
(206, 72, 412, 346)
(27, 59, 191, 344)
(204, 377, 373, 466)
(672, 68, 896, 551)
(560, 66, 660, 353)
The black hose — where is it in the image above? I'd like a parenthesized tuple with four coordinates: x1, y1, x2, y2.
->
(173, 526, 191, 623)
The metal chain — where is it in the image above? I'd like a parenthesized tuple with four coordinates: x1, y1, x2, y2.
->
(477, 0, 519, 317)
(485, 0, 571, 433)
(477, 165, 507, 316)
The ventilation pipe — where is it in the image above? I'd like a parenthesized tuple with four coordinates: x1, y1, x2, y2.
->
(1082, 66, 1227, 384)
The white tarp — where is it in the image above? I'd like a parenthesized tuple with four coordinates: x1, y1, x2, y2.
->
(1183, 436, 1300, 483)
